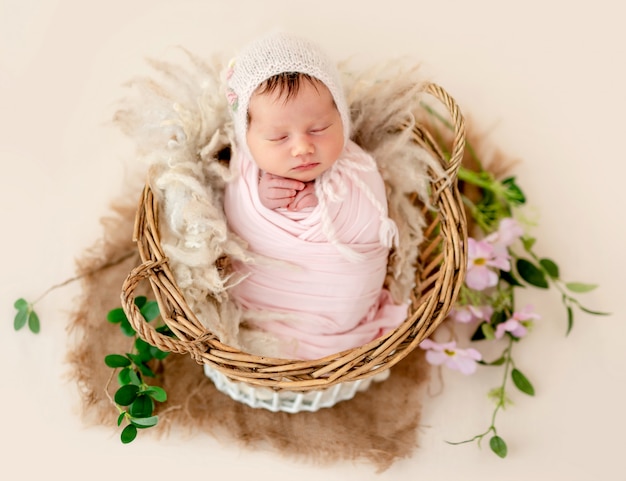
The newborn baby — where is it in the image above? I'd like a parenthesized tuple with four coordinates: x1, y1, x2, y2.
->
(223, 32, 408, 360)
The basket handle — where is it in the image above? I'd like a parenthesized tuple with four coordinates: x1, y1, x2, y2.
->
(424, 82, 466, 189)
(120, 259, 197, 356)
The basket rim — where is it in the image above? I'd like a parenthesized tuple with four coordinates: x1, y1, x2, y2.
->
(121, 81, 468, 391)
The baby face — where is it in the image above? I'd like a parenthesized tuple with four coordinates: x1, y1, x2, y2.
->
(246, 79, 344, 182)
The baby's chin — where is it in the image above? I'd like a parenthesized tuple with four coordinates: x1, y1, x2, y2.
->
(288, 173, 317, 183)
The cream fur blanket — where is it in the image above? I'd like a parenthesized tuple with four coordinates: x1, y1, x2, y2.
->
(113, 49, 443, 355)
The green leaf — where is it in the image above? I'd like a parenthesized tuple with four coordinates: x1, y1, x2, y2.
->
(516, 259, 549, 288)
(118, 367, 142, 386)
(490, 435, 508, 458)
(130, 415, 158, 428)
(135, 338, 150, 353)
(127, 354, 156, 378)
(487, 387, 504, 403)
(14, 298, 29, 310)
(14, 308, 28, 331)
(470, 323, 486, 341)
(108, 305, 138, 336)
(117, 411, 126, 426)
(120, 317, 136, 337)
(118, 368, 132, 386)
(539, 258, 559, 279)
(500, 269, 524, 287)
(27, 311, 40, 333)
(481, 323, 495, 340)
(565, 282, 598, 293)
(491, 309, 507, 324)
(115, 384, 140, 406)
(487, 356, 506, 366)
(127, 352, 148, 366)
(576, 305, 611, 316)
(502, 177, 526, 205)
(107, 307, 127, 324)
(150, 346, 170, 360)
(511, 368, 535, 396)
(566, 305, 574, 336)
(136, 363, 156, 378)
(134, 350, 152, 364)
(134, 296, 147, 309)
(521, 236, 536, 252)
(156, 324, 174, 337)
(129, 370, 142, 385)
(120, 424, 138, 444)
(129, 394, 154, 418)
(140, 301, 160, 322)
(126, 352, 140, 364)
(105, 354, 132, 368)
(134, 339, 156, 362)
(144, 386, 167, 403)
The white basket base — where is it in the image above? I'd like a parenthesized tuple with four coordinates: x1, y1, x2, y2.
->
(203, 364, 390, 413)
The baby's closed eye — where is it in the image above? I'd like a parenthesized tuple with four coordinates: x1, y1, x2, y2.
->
(267, 134, 288, 142)
(309, 124, 331, 134)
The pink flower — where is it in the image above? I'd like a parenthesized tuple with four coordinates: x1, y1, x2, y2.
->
(485, 217, 524, 249)
(419, 339, 482, 375)
(449, 304, 494, 323)
(226, 88, 238, 111)
(465, 238, 511, 291)
(495, 304, 541, 339)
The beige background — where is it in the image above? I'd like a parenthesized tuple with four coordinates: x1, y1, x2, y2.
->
(1, 0, 625, 479)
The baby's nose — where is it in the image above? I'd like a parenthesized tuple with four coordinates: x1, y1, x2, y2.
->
(291, 137, 314, 157)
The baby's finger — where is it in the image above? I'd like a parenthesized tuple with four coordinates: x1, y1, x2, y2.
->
(266, 176, 306, 191)
(264, 197, 292, 209)
(265, 187, 298, 200)
(288, 190, 317, 211)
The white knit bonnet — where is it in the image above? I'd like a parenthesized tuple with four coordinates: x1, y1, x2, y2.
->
(225, 32, 398, 259)
(225, 32, 351, 152)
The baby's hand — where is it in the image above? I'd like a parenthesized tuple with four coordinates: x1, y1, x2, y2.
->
(288, 181, 318, 211)
(258, 172, 306, 210)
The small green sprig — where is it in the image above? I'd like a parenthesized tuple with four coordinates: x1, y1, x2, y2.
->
(458, 169, 526, 233)
(448, 337, 528, 458)
(454, 178, 606, 459)
(424, 105, 608, 458)
(13, 298, 40, 334)
(12, 252, 134, 334)
(104, 296, 170, 444)
(11, 253, 171, 445)
(511, 237, 609, 335)
(13, 276, 82, 334)
(451, 275, 536, 458)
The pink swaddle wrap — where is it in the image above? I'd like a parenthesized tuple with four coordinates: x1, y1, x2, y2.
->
(224, 140, 408, 360)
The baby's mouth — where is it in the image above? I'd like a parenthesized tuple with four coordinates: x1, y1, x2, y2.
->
(292, 162, 319, 171)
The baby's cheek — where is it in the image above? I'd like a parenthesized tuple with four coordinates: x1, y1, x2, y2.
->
(327, 136, 345, 161)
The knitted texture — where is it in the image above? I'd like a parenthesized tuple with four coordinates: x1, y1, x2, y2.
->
(312, 144, 399, 262)
(226, 31, 351, 154)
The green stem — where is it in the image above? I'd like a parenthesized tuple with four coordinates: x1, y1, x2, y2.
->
(461, 194, 491, 233)
(482, 339, 515, 441)
(458, 167, 513, 211)
(31, 251, 135, 306)
(493, 338, 514, 421)
(457, 167, 495, 190)
(448, 337, 514, 447)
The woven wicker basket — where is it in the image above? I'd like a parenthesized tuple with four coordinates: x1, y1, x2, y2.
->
(121, 82, 467, 401)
